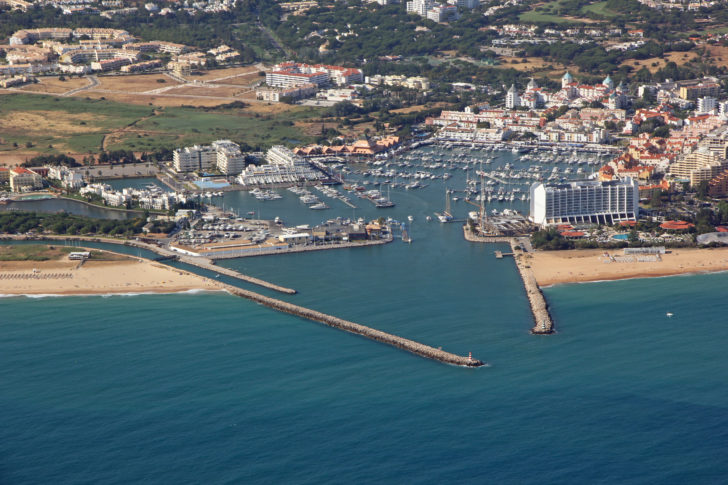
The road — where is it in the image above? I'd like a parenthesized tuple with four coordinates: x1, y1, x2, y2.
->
(61, 75, 98, 97)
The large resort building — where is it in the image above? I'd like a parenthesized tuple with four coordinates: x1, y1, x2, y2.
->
(530, 178, 639, 226)
(265, 62, 363, 88)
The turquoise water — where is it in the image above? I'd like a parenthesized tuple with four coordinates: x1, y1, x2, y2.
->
(2, 147, 727, 483)
(613, 233, 629, 240)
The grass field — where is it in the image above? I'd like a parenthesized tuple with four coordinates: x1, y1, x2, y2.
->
(0, 94, 152, 155)
(581, 1, 618, 18)
(0, 92, 323, 157)
(0, 245, 75, 261)
(520, 0, 607, 23)
(113, 105, 321, 151)
(519, 1, 582, 24)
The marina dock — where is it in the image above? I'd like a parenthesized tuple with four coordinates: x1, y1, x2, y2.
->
(463, 226, 554, 334)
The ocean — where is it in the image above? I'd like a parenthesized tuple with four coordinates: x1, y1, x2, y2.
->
(1, 147, 727, 483)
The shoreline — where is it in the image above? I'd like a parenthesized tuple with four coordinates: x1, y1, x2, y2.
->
(0, 253, 225, 296)
(540, 267, 728, 288)
(527, 247, 728, 287)
(0, 288, 224, 298)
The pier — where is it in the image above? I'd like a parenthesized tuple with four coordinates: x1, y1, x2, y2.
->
(463, 226, 554, 334)
(176, 255, 298, 295)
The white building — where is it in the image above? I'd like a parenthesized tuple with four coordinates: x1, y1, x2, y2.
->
(453, 0, 479, 8)
(173, 145, 219, 173)
(212, 140, 246, 175)
(406, 0, 434, 15)
(427, 4, 458, 21)
(505, 84, 520, 109)
(529, 178, 639, 226)
(698, 96, 717, 114)
(9, 168, 42, 192)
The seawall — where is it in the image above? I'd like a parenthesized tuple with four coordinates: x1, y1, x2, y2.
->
(463, 226, 554, 334)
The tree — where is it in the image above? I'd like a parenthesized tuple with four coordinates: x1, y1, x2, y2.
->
(650, 190, 663, 208)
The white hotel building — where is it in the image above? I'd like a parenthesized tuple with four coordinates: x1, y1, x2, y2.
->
(529, 178, 639, 226)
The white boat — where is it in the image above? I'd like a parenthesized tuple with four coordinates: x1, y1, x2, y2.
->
(408, 215, 414, 222)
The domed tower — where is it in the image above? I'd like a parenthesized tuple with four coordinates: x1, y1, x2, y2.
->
(526, 77, 538, 92)
(603, 75, 614, 90)
(561, 71, 573, 89)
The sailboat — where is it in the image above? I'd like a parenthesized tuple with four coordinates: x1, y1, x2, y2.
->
(401, 222, 412, 243)
(435, 188, 453, 223)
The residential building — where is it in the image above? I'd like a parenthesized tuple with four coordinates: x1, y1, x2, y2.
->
(9, 168, 43, 192)
(266, 62, 362, 88)
(669, 151, 727, 187)
(505, 84, 520, 109)
(529, 178, 639, 226)
(212, 140, 246, 175)
(255, 83, 317, 102)
(173, 145, 218, 173)
(708, 169, 728, 197)
(427, 4, 458, 21)
(697, 96, 717, 114)
(406, 0, 434, 15)
(679, 82, 720, 101)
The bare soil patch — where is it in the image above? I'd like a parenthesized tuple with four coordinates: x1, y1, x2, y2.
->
(17, 76, 90, 94)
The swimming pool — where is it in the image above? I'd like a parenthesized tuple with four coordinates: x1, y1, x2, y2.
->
(612, 234, 629, 240)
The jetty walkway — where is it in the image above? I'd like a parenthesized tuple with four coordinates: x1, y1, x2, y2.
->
(463, 226, 554, 334)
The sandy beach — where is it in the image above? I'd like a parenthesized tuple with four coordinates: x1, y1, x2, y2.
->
(527, 247, 728, 286)
(0, 258, 223, 296)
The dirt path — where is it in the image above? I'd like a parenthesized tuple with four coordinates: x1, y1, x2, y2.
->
(101, 109, 160, 151)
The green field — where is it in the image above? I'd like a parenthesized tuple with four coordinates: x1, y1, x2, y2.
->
(520, 0, 613, 23)
(0, 93, 322, 156)
(0, 94, 152, 155)
(0, 244, 75, 261)
(581, 1, 619, 18)
(519, 9, 581, 24)
(109, 105, 320, 152)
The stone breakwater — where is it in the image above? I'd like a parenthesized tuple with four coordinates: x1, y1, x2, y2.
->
(221, 283, 485, 367)
(510, 245, 554, 335)
(462, 226, 554, 334)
